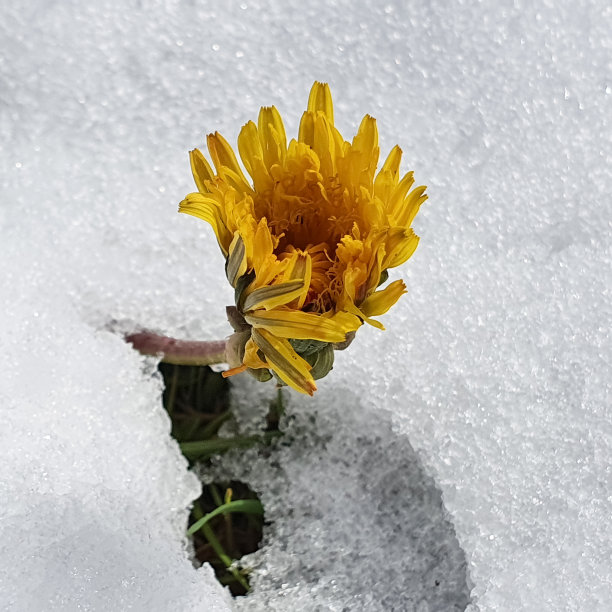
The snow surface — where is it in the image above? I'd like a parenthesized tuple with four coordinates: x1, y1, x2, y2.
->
(1, 0, 611, 611)
(211, 380, 472, 611)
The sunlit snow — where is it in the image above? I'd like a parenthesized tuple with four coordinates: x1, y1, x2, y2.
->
(1, 1, 610, 610)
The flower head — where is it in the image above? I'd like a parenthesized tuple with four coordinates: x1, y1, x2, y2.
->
(180, 82, 427, 395)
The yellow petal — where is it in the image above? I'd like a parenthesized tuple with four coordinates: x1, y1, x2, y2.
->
(298, 111, 316, 148)
(207, 132, 251, 191)
(351, 114, 379, 189)
(178, 192, 232, 255)
(360, 279, 407, 317)
(238, 120, 271, 189)
(335, 297, 386, 331)
(374, 145, 402, 202)
(251, 328, 316, 395)
(307, 81, 334, 125)
(382, 227, 420, 269)
(258, 106, 287, 169)
(386, 171, 415, 219)
(242, 280, 305, 312)
(245, 309, 352, 343)
(247, 219, 283, 288)
(353, 115, 379, 158)
(362, 241, 385, 297)
(253, 218, 274, 263)
(313, 113, 336, 176)
(380, 144, 402, 177)
(189, 148, 215, 193)
(237, 121, 263, 174)
(393, 185, 428, 228)
(242, 337, 268, 370)
(324, 310, 363, 333)
(284, 251, 312, 309)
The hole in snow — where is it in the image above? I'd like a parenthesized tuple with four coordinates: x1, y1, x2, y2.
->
(189, 480, 264, 597)
(158, 363, 268, 597)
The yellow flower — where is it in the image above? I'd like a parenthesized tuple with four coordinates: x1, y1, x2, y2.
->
(180, 82, 427, 395)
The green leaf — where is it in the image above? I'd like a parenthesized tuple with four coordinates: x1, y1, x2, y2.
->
(187, 499, 264, 536)
(179, 432, 281, 461)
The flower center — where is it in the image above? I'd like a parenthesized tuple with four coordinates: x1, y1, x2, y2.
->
(255, 175, 361, 250)
(251, 174, 366, 313)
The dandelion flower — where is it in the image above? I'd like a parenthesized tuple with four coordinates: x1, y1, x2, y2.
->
(180, 82, 427, 395)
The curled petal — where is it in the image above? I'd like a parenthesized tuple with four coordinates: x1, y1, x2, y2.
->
(245, 309, 355, 343)
(179, 192, 232, 255)
(242, 279, 306, 312)
(360, 279, 407, 317)
(251, 328, 316, 395)
(243, 337, 269, 370)
(382, 228, 420, 270)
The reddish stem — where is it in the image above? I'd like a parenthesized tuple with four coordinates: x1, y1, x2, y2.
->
(125, 332, 227, 366)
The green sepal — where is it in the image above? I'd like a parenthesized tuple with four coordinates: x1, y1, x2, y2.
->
(225, 330, 251, 369)
(247, 367, 273, 382)
(225, 235, 247, 287)
(270, 371, 287, 388)
(289, 338, 329, 357)
(332, 330, 356, 351)
(377, 269, 389, 287)
(234, 271, 255, 310)
(226, 305, 250, 332)
(302, 342, 334, 381)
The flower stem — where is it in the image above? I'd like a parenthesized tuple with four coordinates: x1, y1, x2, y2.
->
(125, 331, 226, 366)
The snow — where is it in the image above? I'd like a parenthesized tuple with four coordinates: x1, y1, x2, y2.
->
(0, 257, 233, 610)
(212, 380, 472, 611)
(1, 0, 611, 611)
